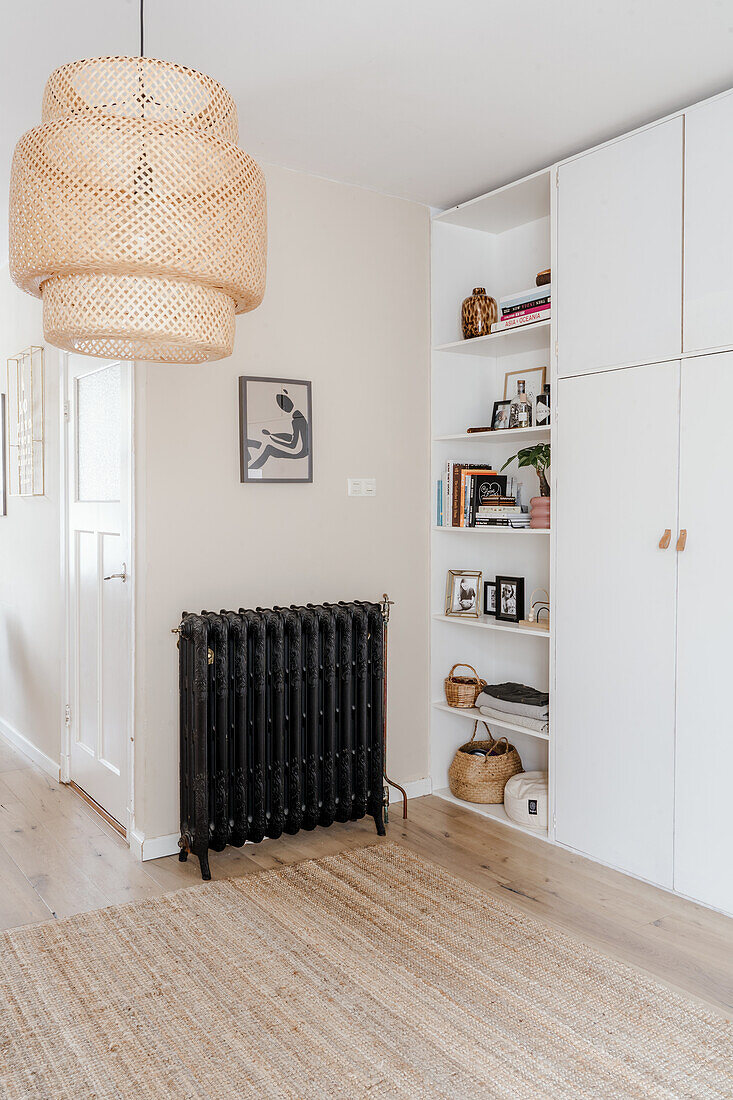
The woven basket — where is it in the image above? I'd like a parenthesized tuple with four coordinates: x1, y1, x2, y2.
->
(444, 664, 485, 708)
(448, 721, 523, 804)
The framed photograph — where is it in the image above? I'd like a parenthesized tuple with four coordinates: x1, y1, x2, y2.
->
(445, 569, 482, 618)
(239, 376, 313, 483)
(503, 365, 547, 402)
(491, 399, 511, 431)
(0, 393, 6, 517)
(483, 580, 496, 617)
(495, 575, 525, 624)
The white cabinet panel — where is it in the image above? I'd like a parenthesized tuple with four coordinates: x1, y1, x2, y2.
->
(684, 94, 733, 353)
(674, 353, 733, 913)
(554, 364, 679, 887)
(557, 120, 683, 377)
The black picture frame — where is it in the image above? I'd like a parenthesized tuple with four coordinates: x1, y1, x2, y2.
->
(491, 399, 511, 431)
(239, 376, 313, 484)
(483, 580, 497, 617)
(495, 575, 525, 623)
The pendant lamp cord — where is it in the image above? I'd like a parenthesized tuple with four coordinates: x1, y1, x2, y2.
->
(140, 0, 145, 57)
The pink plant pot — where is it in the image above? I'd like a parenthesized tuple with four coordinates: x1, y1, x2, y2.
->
(530, 496, 550, 529)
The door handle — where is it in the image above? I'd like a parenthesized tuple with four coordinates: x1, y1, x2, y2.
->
(658, 529, 671, 549)
(103, 562, 127, 582)
(676, 529, 687, 552)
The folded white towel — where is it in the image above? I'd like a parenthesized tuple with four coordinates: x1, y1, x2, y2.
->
(479, 706, 549, 734)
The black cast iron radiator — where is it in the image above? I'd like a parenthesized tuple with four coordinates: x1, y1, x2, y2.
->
(176, 599, 392, 880)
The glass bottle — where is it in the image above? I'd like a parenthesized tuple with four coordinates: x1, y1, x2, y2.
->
(509, 380, 532, 428)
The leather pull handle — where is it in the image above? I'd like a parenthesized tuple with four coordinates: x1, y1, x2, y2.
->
(676, 528, 687, 552)
(659, 529, 671, 550)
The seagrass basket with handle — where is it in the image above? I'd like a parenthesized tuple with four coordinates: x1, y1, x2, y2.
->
(444, 664, 486, 708)
(448, 721, 523, 803)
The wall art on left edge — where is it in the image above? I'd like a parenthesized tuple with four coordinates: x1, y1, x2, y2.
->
(239, 376, 313, 483)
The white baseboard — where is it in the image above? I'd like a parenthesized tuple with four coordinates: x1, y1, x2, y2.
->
(0, 716, 60, 780)
(388, 777, 432, 802)
(132, 779, 433, 863)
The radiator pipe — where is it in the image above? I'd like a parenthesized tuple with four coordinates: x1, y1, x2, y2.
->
(381, 593, 408, 820)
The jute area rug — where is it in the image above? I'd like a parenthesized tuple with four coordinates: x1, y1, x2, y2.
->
(0, 843, 730, 1099)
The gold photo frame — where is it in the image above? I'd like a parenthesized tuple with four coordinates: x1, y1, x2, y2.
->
(444, 569, 482, 618)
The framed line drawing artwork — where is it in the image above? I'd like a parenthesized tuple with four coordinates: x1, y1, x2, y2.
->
(0, 393, 6, 517)
(239, 376, 313, 484)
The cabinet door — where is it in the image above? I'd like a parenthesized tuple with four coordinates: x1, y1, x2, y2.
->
(674, 353, 733, 913)
(684, 94, 733, 353)
(557, 119, 683, 377)
(554, 363, 679, 887)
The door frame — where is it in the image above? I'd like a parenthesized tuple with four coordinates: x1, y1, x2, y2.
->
(60, 352, 136, 839)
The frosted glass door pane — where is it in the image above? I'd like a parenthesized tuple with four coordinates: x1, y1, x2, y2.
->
(76, 364, 121, 502)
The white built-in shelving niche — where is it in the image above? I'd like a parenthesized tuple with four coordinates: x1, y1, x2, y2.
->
(430, 166, 553, 841)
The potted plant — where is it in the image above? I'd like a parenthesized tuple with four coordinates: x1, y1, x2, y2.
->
(501, 444, 550, 528)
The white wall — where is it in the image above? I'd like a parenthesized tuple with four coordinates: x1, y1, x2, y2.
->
(134, 164, 431, 842)
(0, 268, 62, 775)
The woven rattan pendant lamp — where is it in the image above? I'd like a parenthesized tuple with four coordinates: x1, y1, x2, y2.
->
(9, 2, 266, 363)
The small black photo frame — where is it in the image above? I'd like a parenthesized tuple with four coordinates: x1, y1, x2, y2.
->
(491, 399, 511, 431)
(495, 575, 525, 624)
(483, 580, 497, 617)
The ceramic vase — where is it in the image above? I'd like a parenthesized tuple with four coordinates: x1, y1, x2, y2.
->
(530, 496, 551, 529)
(461, 287, 497, 339)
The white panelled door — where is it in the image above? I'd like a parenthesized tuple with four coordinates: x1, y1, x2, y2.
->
(554, 362, 680, 888)
(67, 356, 131, 829)
(556, 118, 683, 377)
(674, 352, 733, 913)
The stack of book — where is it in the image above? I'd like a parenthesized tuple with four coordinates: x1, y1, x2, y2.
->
(437, 461, 529, 528)
(492, 284, 551, 333)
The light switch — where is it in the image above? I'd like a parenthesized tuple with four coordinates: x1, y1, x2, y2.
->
(348, 478, 363, 496)
(362, 479, 376, 496)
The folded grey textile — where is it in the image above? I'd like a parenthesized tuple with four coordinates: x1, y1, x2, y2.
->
(479, 706, 549, 734)
(476, 682, 549, 720)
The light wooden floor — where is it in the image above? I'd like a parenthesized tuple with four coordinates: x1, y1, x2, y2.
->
(1, 735, 732, 1019)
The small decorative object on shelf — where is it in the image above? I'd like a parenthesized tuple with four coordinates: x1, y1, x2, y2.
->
(501, 443, 550, 529)
(504, 771, 548, 829)
(448, 721, 523, 804)
(445, 569, 482, 617)
(444, 664, 486, 709)
(535, 268, 551, 288)
(483, 580, 497, 617)
(534, 383, 551, 426)
(508, 380, 532, 429)
(495, 576, 525, 623)
(491, 400, 511, 431)
(461, 288, 498, 339)
(520, 587, 550, 631)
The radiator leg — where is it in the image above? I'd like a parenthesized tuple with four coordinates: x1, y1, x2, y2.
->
(373, 807, 386, 837)
(195, 850, 212, 881)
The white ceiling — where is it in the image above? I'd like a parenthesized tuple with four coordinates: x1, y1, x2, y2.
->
(2, 0, 733, 254)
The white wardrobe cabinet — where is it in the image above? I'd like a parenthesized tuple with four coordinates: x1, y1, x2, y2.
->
(556, 118, 683, 377)
(674, 352, 733, 914)
(684, 93, 733, 353)
(554, 362, 680, 888)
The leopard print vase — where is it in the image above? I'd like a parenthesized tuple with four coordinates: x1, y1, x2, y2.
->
(461, 287, 498, 339)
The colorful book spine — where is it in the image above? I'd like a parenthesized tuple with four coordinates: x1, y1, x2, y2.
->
(501, 296, 550, 316)
(492, 310, 549, 333)
(501, 300, 550, 319)
(500, 283, 552, 308)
